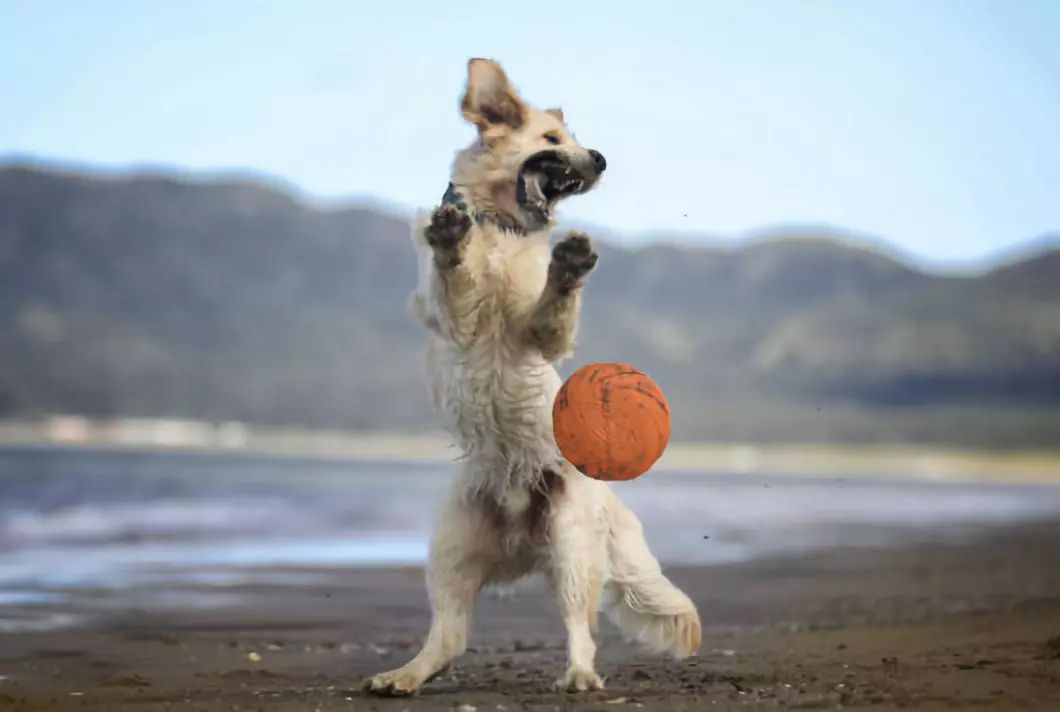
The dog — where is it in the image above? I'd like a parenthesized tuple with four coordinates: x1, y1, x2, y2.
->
(364, 58, 700, 696)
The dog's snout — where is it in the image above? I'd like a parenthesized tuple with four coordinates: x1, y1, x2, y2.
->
(588, 149, 607, 174)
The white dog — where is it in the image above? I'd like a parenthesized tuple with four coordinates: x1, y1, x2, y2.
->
(365, 58, 700, 696)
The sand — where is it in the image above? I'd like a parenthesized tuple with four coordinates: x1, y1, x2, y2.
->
(2, 522, 1060, 711)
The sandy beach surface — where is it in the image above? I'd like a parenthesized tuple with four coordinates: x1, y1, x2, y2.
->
(2, 520, 1060, 711)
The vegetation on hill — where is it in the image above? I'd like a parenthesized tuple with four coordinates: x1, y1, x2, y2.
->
(2, 163, 1058, 447)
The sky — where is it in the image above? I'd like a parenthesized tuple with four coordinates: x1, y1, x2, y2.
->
(2, 0, 1059, 266)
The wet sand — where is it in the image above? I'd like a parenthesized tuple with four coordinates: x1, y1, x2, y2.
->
(2, 522, 1060, 711)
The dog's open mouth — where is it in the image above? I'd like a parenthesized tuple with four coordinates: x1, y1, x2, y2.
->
(516, 150, 589, 223)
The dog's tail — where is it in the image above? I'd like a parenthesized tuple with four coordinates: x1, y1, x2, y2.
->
(601, 493, 701, 659)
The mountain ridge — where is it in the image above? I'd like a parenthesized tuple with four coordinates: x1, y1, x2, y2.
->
(2, 162, 1058, 447)
(6, 154, 1053, 272)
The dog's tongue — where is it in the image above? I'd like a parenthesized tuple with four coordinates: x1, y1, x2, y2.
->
(522, 170, 549, 213)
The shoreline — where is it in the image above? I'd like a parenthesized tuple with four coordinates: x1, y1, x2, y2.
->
(2, 520, 1059, 710)
(2, 418, 1059, 483)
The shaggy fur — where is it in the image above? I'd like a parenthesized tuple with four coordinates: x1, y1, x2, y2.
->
(365, 58, 700, 697)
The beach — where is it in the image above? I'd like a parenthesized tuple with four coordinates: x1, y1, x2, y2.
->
(2, 446, 1060, 710)
(3, 520, 1060, 711)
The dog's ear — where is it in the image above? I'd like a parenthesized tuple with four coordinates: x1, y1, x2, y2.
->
(546, 107, 564, 123)
(461, 58, 527, 132)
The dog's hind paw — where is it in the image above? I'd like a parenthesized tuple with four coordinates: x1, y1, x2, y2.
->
(426, 203, 472, 267)
(363, 667, 422, 697)
(550, 231, 598, 294)
(555, 666, 605, 693)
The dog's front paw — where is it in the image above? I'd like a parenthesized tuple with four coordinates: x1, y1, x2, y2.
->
(555, 666, 605, 693)
(550, 231, 598, 294)
(363, 666, 423, 697)
(426, 204, 472, 267)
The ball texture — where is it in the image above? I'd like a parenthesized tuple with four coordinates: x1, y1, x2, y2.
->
(552, 362, 671, 481)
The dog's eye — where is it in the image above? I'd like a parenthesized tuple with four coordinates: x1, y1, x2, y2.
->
(543, 133, 561, 145)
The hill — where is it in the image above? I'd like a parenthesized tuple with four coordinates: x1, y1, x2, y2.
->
(2, 163, 1059, 447)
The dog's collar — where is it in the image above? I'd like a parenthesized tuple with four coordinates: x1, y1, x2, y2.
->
(441, 182, 538, 235)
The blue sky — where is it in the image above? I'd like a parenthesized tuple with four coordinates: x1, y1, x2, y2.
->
(2, 0, 1059, 265)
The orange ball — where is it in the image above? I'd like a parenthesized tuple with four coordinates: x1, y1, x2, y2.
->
(552, 362, 671, 481)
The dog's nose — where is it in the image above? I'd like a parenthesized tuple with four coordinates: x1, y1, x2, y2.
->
(588, 149, 607, 174)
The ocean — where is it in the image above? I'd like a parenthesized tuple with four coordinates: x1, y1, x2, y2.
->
(2, 445, 1060, 631)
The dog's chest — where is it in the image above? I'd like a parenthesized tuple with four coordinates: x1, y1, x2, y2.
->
(444, 288, 552, 443)
(436, 253, 561, 482)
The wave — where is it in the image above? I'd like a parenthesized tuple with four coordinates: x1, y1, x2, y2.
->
(0, 497, 319, 547)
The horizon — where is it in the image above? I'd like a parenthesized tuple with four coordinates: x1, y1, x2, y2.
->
(5, 153, 1057, 273)
(3, 2, 1060, 267)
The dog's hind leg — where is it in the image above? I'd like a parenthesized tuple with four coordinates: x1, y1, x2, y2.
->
(364, 494, 492, 697)
(523, 231, 598, 361)
(547, 489, 608, 692)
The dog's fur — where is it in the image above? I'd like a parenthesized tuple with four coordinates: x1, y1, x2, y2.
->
(365, 58, 700, 696)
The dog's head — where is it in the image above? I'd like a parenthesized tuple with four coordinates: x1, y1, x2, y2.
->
(450, 58, 606, 233)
